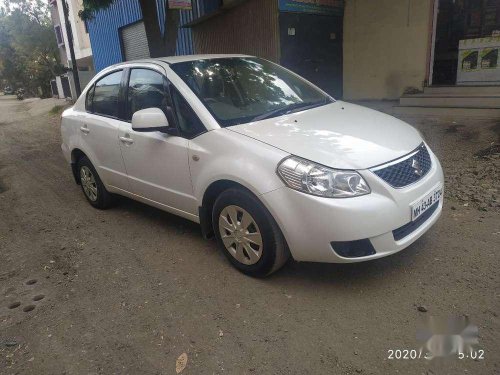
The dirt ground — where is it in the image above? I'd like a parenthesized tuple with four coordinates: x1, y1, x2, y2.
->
(0, 95, 498, 375)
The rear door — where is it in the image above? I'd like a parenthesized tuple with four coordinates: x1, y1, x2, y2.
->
(81, 69, 130, 190)
(117, 67, 202, 216)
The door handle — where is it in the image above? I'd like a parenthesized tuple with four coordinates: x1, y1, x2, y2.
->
(80, 126, 90, 134)
(119, 136, 134, 145)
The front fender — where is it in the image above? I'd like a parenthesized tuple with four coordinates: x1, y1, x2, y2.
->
(188, 129, 288, 203)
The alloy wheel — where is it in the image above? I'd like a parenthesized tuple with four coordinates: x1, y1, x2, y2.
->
(80, 166, 98, 202)
(218, 205, 263, 265)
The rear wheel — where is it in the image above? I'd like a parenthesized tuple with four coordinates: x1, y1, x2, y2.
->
(77, 156, 113, 209)
(212, 188, 289, 276)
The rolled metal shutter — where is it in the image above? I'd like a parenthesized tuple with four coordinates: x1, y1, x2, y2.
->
(120, 21, 150, 61)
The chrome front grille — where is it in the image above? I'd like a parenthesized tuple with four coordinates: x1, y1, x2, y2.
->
(371, 144, 432, 188)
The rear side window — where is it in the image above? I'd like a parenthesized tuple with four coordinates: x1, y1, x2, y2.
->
(92, 70, 123, 118)
(171, 88, 206, 139)
(126, 69, 168, 121)
(85, 85, 94, 111)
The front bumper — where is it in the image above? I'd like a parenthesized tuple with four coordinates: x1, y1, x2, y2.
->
(260, 149, 444, 263)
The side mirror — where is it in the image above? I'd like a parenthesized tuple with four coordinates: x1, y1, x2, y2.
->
(132, 108, 176, 134)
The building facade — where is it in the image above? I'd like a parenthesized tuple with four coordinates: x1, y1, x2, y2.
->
(82, 0, 500, 106)
(86, 0, 220, 72)
(49, 0, 95, 99)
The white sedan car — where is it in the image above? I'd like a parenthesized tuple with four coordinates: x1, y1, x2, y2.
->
(61, 55, 444, 276)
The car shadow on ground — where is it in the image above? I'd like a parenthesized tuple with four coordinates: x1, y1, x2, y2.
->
(111, 195, 426, 287)
(272, 246, 423, 285)
(113, 195, 202, 235)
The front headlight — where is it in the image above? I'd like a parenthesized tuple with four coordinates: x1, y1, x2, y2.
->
(277, 156, 371, 198)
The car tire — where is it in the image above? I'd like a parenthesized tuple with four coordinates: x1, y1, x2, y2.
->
(212, 188, 289, 277)
(77, 156, 113, 209)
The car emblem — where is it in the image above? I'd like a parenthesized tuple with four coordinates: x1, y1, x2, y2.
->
(412, 159, 423, 176)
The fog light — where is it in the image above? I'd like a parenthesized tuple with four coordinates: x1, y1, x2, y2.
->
(331, 239, 376, 258)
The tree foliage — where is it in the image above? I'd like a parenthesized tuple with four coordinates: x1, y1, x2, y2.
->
(79, 0, 115, 21)
(0, 0, 64, 97)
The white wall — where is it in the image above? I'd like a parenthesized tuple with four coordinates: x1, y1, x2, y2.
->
(343, 0, 434, 100)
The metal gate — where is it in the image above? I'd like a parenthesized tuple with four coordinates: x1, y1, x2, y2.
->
(60, 75, 72, 98)
(120, 21, 150, 61)
(50, 79, 59, 97)
(280, 12, 343, 98)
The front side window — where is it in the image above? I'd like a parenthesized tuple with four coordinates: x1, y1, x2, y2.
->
(171, 88, 206, 139)
(92, 70, 123, 118)
(126, 69, 168, 121)
(170, 57, 332, 127)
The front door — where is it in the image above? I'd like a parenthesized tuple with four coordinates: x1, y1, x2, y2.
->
(118, 68, 197, 215)
(280, 12, 343, 98)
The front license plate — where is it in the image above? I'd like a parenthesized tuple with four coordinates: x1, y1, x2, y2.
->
(411, 185, 443, 221)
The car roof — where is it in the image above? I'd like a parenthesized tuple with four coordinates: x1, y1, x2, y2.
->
(116, 54, 253, 66)
(97, 54, 259, 76)
(161, 54, 252, 63)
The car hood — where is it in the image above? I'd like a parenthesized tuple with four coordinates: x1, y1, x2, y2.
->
(229, 101, 423, 170)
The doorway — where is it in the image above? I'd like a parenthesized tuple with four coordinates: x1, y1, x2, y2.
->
(432, 0, 500, 85)
(279, 12, 343, 98)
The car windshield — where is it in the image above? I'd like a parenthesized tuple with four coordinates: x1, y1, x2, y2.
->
(170, 57, 333, 127)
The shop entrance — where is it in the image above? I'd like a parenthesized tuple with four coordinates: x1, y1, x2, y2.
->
(279, 12, 343, 97)
(432, 0, 500, 85)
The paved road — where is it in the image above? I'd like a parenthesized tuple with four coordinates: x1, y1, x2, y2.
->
(0, 95, 498, 374)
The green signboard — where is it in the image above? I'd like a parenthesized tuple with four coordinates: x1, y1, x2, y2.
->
(279, 0, 344, 16)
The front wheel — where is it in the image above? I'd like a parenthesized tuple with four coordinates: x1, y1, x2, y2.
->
(212, 188, 289, 277)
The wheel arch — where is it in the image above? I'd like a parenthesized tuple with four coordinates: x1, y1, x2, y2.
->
(199, 179, 257, 239)
(70, 148, 88, 184)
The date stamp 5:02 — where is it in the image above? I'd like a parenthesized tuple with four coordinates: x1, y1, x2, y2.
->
(387, 316, 485, 361)
(387, 348, 485, 361)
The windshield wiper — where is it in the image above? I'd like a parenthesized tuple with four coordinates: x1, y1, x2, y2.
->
(250, 100, 328, 122)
